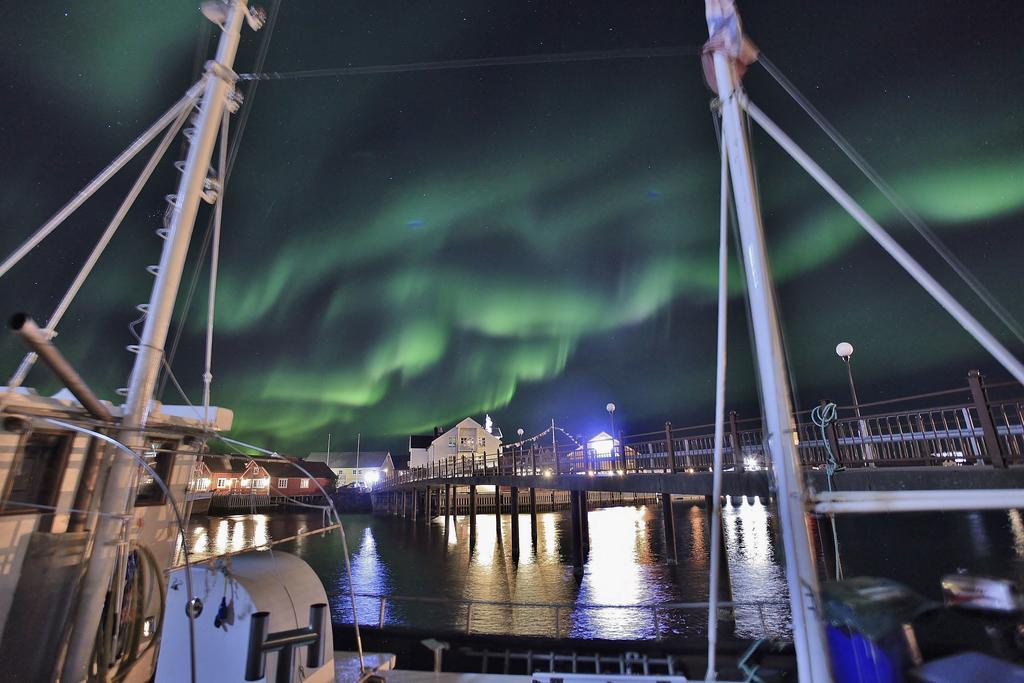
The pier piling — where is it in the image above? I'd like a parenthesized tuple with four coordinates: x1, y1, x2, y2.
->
(662, 493, 677, 564)
(569, 490, 584, 574)
(495, 488, 502, 539)
(579, 491, 589, 547)
(510, 486, 520, 558)
(469, 485, 477, 546)
(529, 487, 538, 545)
(444, 484, 452, 529)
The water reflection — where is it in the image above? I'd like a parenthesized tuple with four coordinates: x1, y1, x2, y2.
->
(184, 498, 1024, 642)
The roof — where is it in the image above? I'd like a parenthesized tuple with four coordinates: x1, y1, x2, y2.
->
(279, 459, 337, 480)
(306, 451, 391, 469)
(203, 455, 337, 480)
(409, 434, 433, 449)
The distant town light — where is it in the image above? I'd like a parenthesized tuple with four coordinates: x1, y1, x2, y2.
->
(543, 469, 552, 478)
(365, 470, 380, 484)
(743, 457, 761, 472)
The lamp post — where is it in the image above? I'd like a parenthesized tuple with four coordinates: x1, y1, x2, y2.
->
(835, 342, 861, 418)
(607, 402, 624, 472)
(517, 427, 526, 474)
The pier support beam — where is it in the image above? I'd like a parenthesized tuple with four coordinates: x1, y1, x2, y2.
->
(411, 488, 419, 521)
(444, 484, 452, 530)
(570, 490, 585, 575)
(469, 485, 477, 547)
(662, 493, 677, 564)
(495, 487, 502, 539)
(402, 490, 408, 518)
(529, 487, 538, 545)
(510, 486, 520, 558)
(579, 491, 589, 547)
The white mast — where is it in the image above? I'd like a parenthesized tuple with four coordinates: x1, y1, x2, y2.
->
(61, 3, 257, 680)
(703, 1, 832, 680)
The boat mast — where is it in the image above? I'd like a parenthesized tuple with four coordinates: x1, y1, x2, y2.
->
(61, 2, 257, 680)
(703, 1, 832, 679)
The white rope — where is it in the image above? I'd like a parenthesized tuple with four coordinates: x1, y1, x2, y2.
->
(705, 125, 730, 683)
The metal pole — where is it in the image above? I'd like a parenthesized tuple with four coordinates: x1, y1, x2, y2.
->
(843, 358, 862, 418)
(744, 99, 1024, 387)
(705, 127, 731, 681)
(704, 2, 831, 678)
(62, 6, 251, 680)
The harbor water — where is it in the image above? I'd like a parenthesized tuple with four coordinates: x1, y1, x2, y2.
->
(184, 498, 1024, 641)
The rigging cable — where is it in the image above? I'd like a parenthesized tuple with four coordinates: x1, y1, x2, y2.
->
(158, 0, 281, 401)
(757, 52, 1024, 347)
(237, 45, 698, 81)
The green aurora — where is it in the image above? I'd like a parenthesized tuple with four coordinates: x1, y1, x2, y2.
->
(1, 1, 1022, 453)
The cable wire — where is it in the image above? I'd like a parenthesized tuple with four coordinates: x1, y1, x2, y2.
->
(757, 52, 1024, 346)
(238, 45, 698, 81)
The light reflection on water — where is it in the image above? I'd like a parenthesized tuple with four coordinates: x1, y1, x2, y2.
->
(184, 498, 792, 640)
(181, 501, 1024, 640)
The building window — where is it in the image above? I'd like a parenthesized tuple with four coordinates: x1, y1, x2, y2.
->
(136, 438, 177, 506)
(216, 477, 228, 488)
(241, 478, 251, 488)
(277, 478, 288, 488)
(448, 436, 456, 447)
(252, 478, 269, 489)
(1, 431, 71, 515)
(300, 479, 310, 489)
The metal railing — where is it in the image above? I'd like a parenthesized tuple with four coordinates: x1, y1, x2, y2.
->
(377, 371, 1023, 489)
(341, 592, 791, 641)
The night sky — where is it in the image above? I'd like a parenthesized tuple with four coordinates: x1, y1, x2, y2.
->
(1, 1, 1022, 455)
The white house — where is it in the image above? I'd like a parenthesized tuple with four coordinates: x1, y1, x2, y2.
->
(306, 450, 394, 489)
(409, 417, 502, 468)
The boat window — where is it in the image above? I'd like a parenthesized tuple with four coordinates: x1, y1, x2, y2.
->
(1, 431, 72, 515)
(135, 438, 177, 506)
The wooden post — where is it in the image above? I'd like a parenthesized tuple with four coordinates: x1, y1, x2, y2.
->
(401, 490, 408, 518)
(662, 493, 677, 564)
(444, 484, 452, 528)
(510, 486, 520, 557)
(529, 487, 538, 545)
(469, 485, 477, 546)
(579, 491, 590, 547)
(495, 486, 502, 539)
(411, 488, 419, 521)
(729, 410, 744, 472)
(665, 421, 677, 473)
(968, 369, 1006, 468)
(569, 490, 584, 572)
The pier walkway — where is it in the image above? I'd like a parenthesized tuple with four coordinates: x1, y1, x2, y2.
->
(370, 371, 1024, 566)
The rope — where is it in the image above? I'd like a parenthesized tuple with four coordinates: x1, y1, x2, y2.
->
(238, 45, 698, 81)
(810, 402, 844, 580)
(757, 52, 1024, 347)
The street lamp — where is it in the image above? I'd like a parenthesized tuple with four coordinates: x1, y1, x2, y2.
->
(607, 402, 623, 472)
(517, 427, 526, 474)
(834, 342, 862, 417)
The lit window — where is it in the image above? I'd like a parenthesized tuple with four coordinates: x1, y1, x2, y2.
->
(300, 479, 310, 489)
(253, 478, 269, 489)
(241, 478, 251, 488)
(277, 478, 288, 488)
(216, 478, 228, 488)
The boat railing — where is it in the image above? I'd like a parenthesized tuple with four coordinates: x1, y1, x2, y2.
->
(342, 592, 792, 641)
